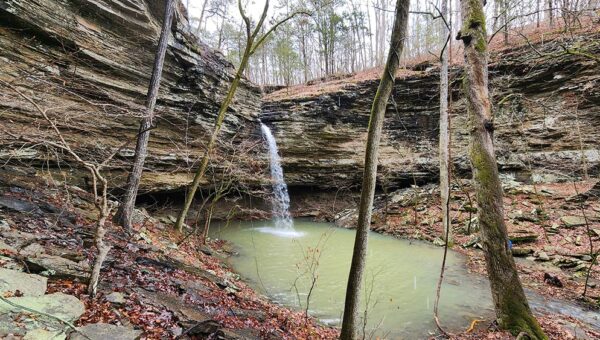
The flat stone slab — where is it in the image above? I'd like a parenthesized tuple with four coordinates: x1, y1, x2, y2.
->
(0, 293, 84, 336)
(26, 254, 90, 280)
(0, 292, 85, 322)
(561, 215, 587, 228)
(70, 323, 142, 340)
(24, 328, 66, 340)
(0, 268, 47, 296)
(105, 292, 126, 304)
(0, 196, 42, 214)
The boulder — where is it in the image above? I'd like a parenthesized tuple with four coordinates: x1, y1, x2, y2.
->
(70, 323, 142, 340)
(0, 268, 47, 297)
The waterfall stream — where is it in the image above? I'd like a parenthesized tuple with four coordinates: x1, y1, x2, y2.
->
(260, 123, 294, 230)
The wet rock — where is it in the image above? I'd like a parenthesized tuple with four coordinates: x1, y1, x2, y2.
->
(0, 268, 47, 297)
(561, 215, 587, 228)
(25, 254, 90, 280)
(70, 323, 142, 340)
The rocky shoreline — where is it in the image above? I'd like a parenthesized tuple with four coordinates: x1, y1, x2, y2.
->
(0, 170, 337, 339)
(329, 177, 600, 338)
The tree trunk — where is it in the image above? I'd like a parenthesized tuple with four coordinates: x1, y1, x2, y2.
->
(502, 0, 509, 45)
(457, 1, 546, 338)
(116, 0, 175, 231)
(339, 1, 410, 339)
(88, 175, 112, 296)
(440, 0, 451, 242)
(549, 0, 554, 26)
(194, 0, 210, 35)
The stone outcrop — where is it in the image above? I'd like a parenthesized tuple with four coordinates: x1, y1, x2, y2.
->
(0, 0, 262, 193)
(262, 33, 600, 189)
(0, 0, 598, 194)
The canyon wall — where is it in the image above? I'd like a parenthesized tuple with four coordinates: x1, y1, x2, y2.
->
(0, 0, 598, 196)
(0, 0, 262, 193)
(262, 33, 600, 190)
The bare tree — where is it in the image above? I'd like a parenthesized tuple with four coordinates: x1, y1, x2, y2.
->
(439, 0, 451, 243)
(435, 0, 452, 335)
(2, 81, 124, 297)
(116, 0, 175, 232)
(456, 0, 546, 338)
(339, 1, 410, 339)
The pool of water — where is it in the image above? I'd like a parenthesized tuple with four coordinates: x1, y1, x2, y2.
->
(211, 219, 495, 338)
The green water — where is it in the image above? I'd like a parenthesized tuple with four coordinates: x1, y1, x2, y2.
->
(211, 219, 494, 338)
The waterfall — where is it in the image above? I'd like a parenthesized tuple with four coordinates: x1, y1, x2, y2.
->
(260, 123, 294, 230)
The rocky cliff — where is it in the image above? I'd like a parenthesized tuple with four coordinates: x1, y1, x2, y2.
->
(262, 32, 600, 190)
(0, 0, 262, 193)
(1, 1, 598, 196)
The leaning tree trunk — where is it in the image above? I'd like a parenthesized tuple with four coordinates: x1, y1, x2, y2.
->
(116, 0, 175, 231)
(339, 1, 410, 339)
(457, 0, 546, 338)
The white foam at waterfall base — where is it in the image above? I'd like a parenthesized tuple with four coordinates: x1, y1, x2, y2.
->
(260, 123, 294, 230)
(253, 226, 305, 238)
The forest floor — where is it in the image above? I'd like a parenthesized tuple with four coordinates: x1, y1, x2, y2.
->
(334, 177, 600, 339)
(0, 168, 337, 339)
(1, 166, 598, 339)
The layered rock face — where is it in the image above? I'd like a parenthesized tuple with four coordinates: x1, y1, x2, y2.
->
(262, 34, 600, 189)
(0, 0, 261, 193)
(1, 1, 598, 195)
